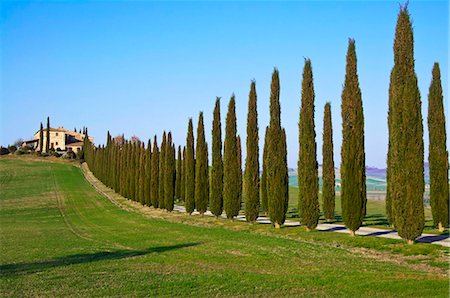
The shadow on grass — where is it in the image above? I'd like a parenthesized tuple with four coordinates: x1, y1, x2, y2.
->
(0, 242, 202, 277)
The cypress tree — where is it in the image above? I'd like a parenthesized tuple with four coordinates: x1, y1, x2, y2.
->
(298, 59, 320, 231)
(185, 119, 196, 214)
(224, 95, 241, 219)
(260, 127, 269, 215)
(138, 142, 146, 205)
(428, 63, 448, 232)
(175, 145, 182, 201)
(267, 69, 289, 228)
(181, 146, 186, 202)
(151, 136, 159, 208)
(341, 39, 366, 236)
(210, 97, 224, 217)
(195, 112, 209, 214)
(129, 141, 137, 200)
(45, 116, 50, 152)
(144, 139, 152, 206)
(237, 135, 242, 210)
(322, 102, 335, 220)
(39, 122, 44, 152)
(165, 132, 175, 211)
(134, 141, 141, 201)
(159, 132, 167, 209)
(244, 81, 260, 222)
(388, 5, 425, 243)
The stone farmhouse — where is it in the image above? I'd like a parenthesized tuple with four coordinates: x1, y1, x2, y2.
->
(22, 127, 94, 153)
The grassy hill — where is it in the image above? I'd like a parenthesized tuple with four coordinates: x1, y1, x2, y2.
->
(0, 158, 448, 297)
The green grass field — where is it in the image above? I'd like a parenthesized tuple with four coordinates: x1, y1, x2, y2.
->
(1, 158, 448, 297)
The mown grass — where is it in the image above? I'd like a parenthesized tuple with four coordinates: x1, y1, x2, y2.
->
(0, 157, 448, 297)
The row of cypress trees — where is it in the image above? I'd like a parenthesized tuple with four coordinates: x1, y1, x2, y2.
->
(83, 4, 448, 243)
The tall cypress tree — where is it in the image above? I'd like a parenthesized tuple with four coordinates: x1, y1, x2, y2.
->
(428, 63, 448, 232)
(224, 95, 241, 219)
(181, 146, 186, 202)
(175, 145, 182, 201)
(388, 5, 425, 243)
(322, 102, 335, 220)
(195, 112, 209, 214)
(244, 81, 260, 222)
(298, 59, 320, 231)
(210, 97, 224, 217)
(185, 119, 196, 214)
(151, 136, 159, 208)
(260, 127, 269, 215)
(138, 142, 146, 205)
(39, 122, 44, 152)
(341, 39, 366, 236)
(159, 132, 167, 209)
(237, 135, 242, 211)
(45, 116, 50, 152)
(165, 132, 175, 211)
(145, 139, 152, 206)
(267, 69, 289, 228)
(129, 141, 137, 201)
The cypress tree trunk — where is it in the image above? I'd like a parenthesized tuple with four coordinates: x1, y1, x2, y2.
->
(389, 5, 425, 243)
(428, 63, 449, 232)
(298, 59, 320, 231)
(145, 139, 152, 206)
(175, 145, 182, 201)
(244, 81, 260, 222)
(260, 127, 269, 215)
(340, 39, 367, 235)
(181, 146, 186, 202)
(210, 97, 224, 217)
(139, 143, 146, 205)
(267, 69, 289, 228)
(224, 95, 241, 219)
(159, 132, 167, 209)
(185, 119, 196, 214)
(165, 132, 175, 211)
(45, 116, 50, 152)
(39, 122, 44, 152)
(151, 136, 159, 208)
(322, 102, 335, 220)
(195, 112, 209, 214)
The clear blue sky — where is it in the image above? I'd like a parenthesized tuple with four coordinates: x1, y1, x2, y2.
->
(1, 0, 448, 168)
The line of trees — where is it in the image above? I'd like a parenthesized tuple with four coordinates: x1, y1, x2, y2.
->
(84, 4, 448, 244)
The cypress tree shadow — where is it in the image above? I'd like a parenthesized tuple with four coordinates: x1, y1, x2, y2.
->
(323, 226, 347, 232)
(416, 234, 449, 244)
(364, 230, 397, 237)
(0, 242, 202, 277)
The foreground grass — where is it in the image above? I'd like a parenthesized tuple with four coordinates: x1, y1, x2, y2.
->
(0, 158, 448, 297)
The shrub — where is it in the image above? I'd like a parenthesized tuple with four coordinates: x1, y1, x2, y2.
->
(0, 147, 9, 155)
(8, 145, 17, 154)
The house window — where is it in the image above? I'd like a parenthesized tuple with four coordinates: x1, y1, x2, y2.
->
(56, 142, 58, 146)
(56, 133, 59, 136)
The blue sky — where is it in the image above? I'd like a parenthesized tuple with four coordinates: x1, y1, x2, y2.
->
(1, 0, 448, 168)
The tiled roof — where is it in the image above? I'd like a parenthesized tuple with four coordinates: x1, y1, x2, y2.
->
(66, 142, 84, 147)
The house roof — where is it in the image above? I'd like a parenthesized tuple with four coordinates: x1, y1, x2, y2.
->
(34, 127, 68, 135)
(66, 142, 84, 147)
